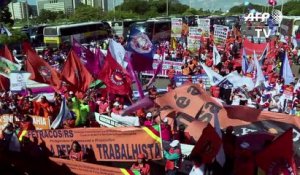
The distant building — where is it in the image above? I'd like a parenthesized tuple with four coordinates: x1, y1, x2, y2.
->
(29, 5, 38, 17)
(107, 0, 123, 11)
(37, 0, 80, 15)
(80, 0, 108, 11)
(8, 2, 29, 20)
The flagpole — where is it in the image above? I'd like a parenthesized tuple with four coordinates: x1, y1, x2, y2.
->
(281, 0, 284, 13)
(158, 118, 164, 158)
(107, 91, 111, 117)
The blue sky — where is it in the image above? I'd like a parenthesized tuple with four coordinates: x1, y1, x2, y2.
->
(27, 0, 285, 10)
(179, 0, 285, 10)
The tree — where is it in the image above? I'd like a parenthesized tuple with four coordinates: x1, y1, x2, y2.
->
(0, 6, 14, 26)
(103, 10, 138, 20)
(35, 9, 64, 24)
(183, 8, 198, 16)
(169, 0, 189, 15)
(0, 29, 27, 44)
(70, 4, 103, 22)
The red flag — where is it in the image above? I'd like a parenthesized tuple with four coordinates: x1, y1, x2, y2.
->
(22, 41, 35, 54)
(256, 129, 297, 175)
(98, 51, 132, 95)
(190, 123, 222, 164)
(0, 45, 15, 62)
(25, 49, 61, 91)
(61, 50, 94, 93)
(0, 75, 9, 91)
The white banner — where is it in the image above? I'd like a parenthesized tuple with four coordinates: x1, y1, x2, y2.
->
(197, 19, 210, 37)
(111, 112, 140, 126)
(9, 72, 31, 91)
(95, 113, 125, 127)
(188, 27, 201, 54)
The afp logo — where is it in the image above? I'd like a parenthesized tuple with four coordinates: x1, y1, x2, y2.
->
(244, 9, 282, 24)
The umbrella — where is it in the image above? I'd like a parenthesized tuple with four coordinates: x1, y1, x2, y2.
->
(89, 80, 106, 89)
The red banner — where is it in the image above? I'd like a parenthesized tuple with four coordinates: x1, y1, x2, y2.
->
(243, 38, 268, 56)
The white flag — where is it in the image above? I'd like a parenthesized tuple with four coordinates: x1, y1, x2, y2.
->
(9, 72, 31, 91)
(282, 52, 294, 85)
(108, 39, 127, 68)
(253, 51, 265, 87)
(200, 63, 224, 85)
(213, 45, 221, 65)
(51, 98, 72, 129)
(225, 71, 255, 91)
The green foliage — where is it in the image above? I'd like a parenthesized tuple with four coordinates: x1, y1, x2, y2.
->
(280, 1, 300, 16)
(0, 28, 27, 44)
(70, 4, 104, 23)
(35, 9, 65, 24)
(116, 0, 189, 18)
(0, 6, 14, 26)
(102, 10, 138, 20)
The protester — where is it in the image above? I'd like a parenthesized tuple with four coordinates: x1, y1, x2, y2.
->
(68, 141, 84, 161)
(164, 140, 181, 175)
(161, 118, 172, 142)
(130, 153, 151, 175)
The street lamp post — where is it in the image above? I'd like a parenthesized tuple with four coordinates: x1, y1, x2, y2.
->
(24, 0, 29, 27)
(166, 0, 168, 17)
(113, 0, 116, 21)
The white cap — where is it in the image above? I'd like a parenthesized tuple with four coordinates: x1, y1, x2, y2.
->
(146, 112, 152, 118)
(163, 117, 168, 123)
(170, 140, 179, 147)
(69, 91, 74, 95)
(113, 102, 120, 107)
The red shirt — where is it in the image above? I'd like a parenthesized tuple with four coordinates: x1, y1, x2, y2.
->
(69, 150, 84, 161)
(99, 101, 109, 114)
(131, 163, 150, 175)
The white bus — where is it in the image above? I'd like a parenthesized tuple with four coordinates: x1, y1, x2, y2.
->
(43, 21, 111, 47)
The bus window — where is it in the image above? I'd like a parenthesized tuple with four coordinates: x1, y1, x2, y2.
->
(154, 21, 171, 42)
(112, 21, 123, 36)
(44, 27, 58, 36)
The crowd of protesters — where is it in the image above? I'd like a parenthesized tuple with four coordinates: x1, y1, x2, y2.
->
(1, 23, 300, 175)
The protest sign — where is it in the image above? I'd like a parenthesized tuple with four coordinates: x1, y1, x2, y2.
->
(111, 113, 140, 126)
(50, 157, 135, 175)
(174, 74, 211, 89)
(187, 27, 201, 54)
(9, 71, 31, 91)
(142, 59, 182, 77)
(171, 18, 183, 38)
(197, 18, 210, 37)
(0, 114, 50, 131)
(213, 25, 229, 48)
(27, 127, 162, 162)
